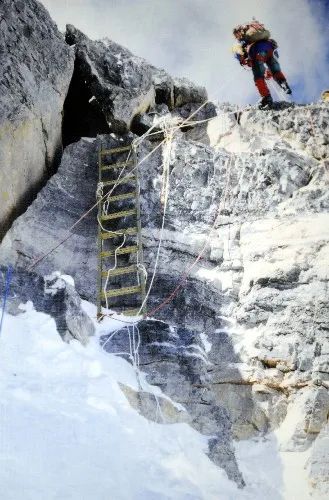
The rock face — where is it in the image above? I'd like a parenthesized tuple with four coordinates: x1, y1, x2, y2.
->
(101, 319, 246, 487)
(0, 0, 74, 237)
(0, 137, 99, 299)
(65, 24, 155, 133)
(309, 423, 329, 496)
(1, 7, 329, 493)
(64, 24, 209, 135)
(2, 100, 328, 491)
(0, 134, 140, 299)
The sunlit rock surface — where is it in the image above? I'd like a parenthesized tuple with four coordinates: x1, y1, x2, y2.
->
(0, 0, 74, 236)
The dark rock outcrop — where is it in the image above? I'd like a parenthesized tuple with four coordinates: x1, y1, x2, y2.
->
(0, 137, 99, 298)
(65, 24, 155, 133)
(101, 319, 245, 487)
(64, 24, 209, 135)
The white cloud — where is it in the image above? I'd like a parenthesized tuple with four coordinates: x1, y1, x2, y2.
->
(41, 0, 329, 105)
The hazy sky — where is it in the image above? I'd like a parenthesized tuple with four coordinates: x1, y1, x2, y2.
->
(41, 0, 329, 105)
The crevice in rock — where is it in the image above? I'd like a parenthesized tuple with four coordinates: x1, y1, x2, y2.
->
(62, 58, 111, 148)
(130, 113, 163, 141)
(40, 116, 50, 173)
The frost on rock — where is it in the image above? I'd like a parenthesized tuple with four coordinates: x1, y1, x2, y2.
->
(0, 265, 94, 344)
(1, 98, 329, 494)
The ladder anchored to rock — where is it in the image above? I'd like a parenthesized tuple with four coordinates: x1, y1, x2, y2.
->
(96, 143, 147, 319)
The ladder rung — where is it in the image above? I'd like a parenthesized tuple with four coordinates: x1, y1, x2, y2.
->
(101, 245, 138, 258)
(122, 308, 142, 316)
(102, 176, 136, 187)
(101, 209, 137, 221)
(106, 192, 136, 203)
(101, 146, 132, 155)
(101, 265, 138, 277)
(101, 160, 134, 171)
(101, 285, 142, 299)
(101, 227, 138, 239)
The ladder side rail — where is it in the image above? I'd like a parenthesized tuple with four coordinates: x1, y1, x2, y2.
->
(133, 147, 147, 314)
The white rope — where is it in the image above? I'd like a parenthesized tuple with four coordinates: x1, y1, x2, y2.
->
(102, 234, 127, 310)
(98, 96, 236, 328)
(136, 263, 148, 285)
(99, 106, 198, 318)
(137, 117, 174, 315)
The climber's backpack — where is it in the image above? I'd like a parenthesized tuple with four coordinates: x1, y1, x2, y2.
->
(234, 21, 271, 44)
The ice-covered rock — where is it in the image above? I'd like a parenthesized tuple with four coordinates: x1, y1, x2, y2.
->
(101, 319, 245, 487)
(1, 106, 328, 460)
(0, 266, 94, 343)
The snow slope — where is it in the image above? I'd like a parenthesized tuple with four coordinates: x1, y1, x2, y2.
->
(0, 303, 300, 500)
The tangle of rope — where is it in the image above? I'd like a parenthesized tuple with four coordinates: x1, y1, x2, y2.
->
(27, 99, 215, 274)
(136, 116, 174, 316)
(146, 130, 237, 318)
(100, 102, 244, 330)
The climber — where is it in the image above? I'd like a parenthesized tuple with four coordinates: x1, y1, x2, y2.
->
(232, 21, 292, 109)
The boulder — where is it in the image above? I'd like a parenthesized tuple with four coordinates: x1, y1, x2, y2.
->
(148, 67, 209, 110)
(0, 266, 94, 343)
(65, 24, 155, 133)
(173, 76, 208, 107)
(149, 66, 174, 109)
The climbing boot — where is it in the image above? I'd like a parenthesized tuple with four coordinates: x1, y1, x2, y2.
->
(278, 80, 292, 94)
(258, 95, 273, 110)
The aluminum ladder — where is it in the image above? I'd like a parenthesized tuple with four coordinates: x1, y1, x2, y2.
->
(96, 143, 146, 319)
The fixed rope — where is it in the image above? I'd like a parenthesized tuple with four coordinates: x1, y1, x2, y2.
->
(101, 106, 240, 336)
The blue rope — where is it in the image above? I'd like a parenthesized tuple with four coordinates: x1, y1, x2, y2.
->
(0, 265, 13, 336)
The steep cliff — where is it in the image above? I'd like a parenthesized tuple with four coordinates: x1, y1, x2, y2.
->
(0, 3, 328, 497)
(0, 0, 74, 237)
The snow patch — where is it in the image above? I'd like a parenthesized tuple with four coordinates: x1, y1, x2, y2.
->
(0, 305, 239, 499)
(200, 332, 212, 354)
